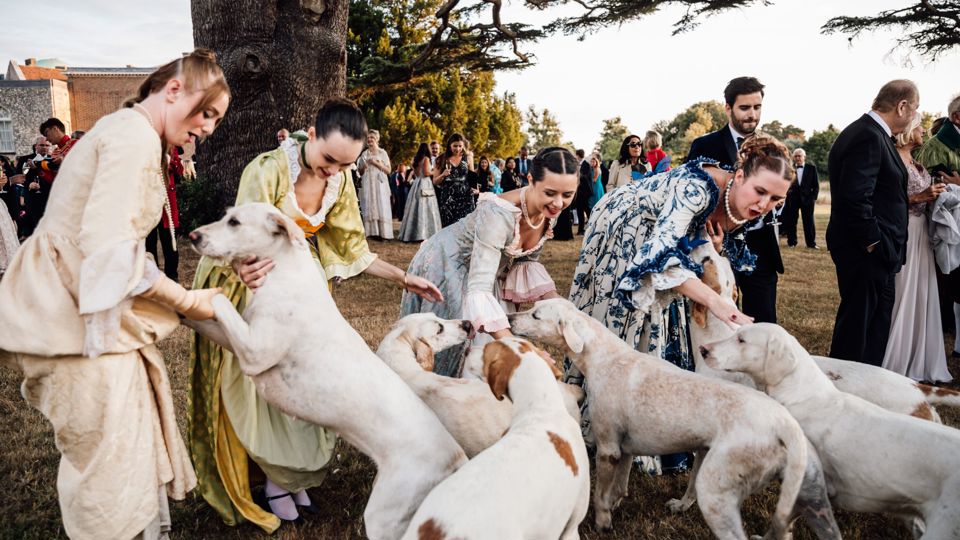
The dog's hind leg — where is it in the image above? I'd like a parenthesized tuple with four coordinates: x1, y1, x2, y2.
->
(593, 446, 623, 530)
(667, 450, 704, 514)
(792, 445, 841, 540)
(919, 478, 960, 539)
(611, 450, 633, 509)
(695, 450, 749, 540)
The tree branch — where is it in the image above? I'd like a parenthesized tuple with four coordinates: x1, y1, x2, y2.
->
(822, 0, 960, 61)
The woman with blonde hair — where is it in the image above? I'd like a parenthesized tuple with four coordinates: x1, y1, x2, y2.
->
(358, 129, 394, 238)
(644, 130, 670, 172)
(0, 49, 229, 540)
(882, 115, 952, 382)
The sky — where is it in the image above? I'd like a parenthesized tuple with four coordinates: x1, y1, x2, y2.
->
(2, 0, 958, 150)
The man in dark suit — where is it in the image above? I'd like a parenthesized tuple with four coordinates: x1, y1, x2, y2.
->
(782, 148, 820, 248)
(515, 146, 532, 187)
(826, 80, 918, 365)
(686, 76, 783, 323)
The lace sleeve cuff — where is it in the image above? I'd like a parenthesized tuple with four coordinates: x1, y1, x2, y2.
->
(463, 290, 510, 333)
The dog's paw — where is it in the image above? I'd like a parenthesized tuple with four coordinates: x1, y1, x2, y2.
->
(666, 498, 693, 514)
(594, 510, 613, 531)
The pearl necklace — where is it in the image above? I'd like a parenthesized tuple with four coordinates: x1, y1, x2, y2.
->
(723, 178, 747, 227)
(519, 187, 545, 229)
(133, 103, 177, 251)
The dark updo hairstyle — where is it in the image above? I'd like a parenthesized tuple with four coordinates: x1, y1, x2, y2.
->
(736, 134, 795, 184)
(315, 97, 368, 141)
(530, 146, 578, 183)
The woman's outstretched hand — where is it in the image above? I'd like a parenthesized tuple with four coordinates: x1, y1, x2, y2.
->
(709, 296, 753, 330)
(405, 274, 444, 303)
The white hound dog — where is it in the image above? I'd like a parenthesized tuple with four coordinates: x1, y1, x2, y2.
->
(686, 235, 960, 423)
(702, 324, 960, 539)
(402, 337, 590, 540)
(510, 299, 811, 540)
(187, 203, 467, 540)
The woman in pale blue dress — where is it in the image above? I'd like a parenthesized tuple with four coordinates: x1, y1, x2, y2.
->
(402, 147, 580, 376)
(398, 143, 442, 242)
(569, 135, 794, 474)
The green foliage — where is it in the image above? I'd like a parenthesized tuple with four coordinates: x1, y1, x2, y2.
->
(652, 100, 727, 160)
(348, 0, 524, 166)
(175, 176, 221, 236)
(595, 117, 631, 162)
(760, 120, 805, 142)
(801, 124, 841, 174)
(525, 106, 565, 150)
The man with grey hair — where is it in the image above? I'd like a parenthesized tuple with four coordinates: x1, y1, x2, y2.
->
(782, 147, 820, 248)
(826, 79, 919, 365)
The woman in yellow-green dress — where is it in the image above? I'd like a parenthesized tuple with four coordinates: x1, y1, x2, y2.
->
(188, 98, 442, 532)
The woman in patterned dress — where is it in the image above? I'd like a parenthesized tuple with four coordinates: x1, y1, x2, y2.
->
(568, 135, 794, 474)
(433, 133, 476, 227)
(189, 99, 441, 532)
(402, 147, 580, 376)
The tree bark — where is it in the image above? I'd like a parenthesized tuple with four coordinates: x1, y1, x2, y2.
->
(191, 0, 348, 214)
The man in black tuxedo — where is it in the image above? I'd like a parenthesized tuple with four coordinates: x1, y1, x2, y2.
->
(826, 80, 918, 365)
(782, 148, 820, 248)
(686, 76, 783, 323)
(515, 146, 532, 187)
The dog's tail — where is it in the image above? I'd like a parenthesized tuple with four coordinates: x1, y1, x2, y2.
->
(917, 383, 960, 409)
(767, 417, 808, 540)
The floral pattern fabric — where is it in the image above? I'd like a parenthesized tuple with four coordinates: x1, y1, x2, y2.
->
(566, 159, 752, 472)
(436, 160, 475, 227)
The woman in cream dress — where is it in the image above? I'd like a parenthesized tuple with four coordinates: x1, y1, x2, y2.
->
(358, 129, 393, 238)
(189, 99, 442, 531)
(0, 50, 229, 540)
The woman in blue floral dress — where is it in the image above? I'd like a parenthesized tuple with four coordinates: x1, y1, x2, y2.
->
(568, 135, 794, 473)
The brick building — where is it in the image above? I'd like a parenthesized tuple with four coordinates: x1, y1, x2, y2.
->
(0, 58, 153, 156)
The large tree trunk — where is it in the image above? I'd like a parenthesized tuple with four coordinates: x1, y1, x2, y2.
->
(191, 0, 348, 215)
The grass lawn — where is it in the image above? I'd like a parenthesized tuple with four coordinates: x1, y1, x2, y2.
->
(2, 207, 957, 539)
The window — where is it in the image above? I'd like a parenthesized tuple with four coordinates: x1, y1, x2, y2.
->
(0, 108, 13, 154)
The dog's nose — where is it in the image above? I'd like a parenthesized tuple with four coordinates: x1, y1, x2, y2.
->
(699, 345, 710, 358)
(189, 231, 203, 245)
(461, 320, 473, 333)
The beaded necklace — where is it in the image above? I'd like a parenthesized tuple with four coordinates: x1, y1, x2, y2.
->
(132, 103, 177, 251)
(723, 177, 747, 227)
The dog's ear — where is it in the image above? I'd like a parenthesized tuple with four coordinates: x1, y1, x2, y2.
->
(691, 259, 722, 329)
(268, 213, 306, 247)
(762, 328, 799, 387)
(413, 338, 435, 371)
(483, 340, 521, 401)
(560, 318, 584, 354)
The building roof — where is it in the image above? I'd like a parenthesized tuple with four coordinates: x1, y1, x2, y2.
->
(18, 65, 67, 81)
(66, 67, 156, 76)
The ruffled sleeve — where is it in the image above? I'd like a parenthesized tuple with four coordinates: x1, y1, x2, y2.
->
(77, 119, 166, 356)
(723, 230, 756, 274)
(463, 202, 516, 332)
(314, 171, 377, 280)
(502, 260, 556, 303)
(615, 170, 719, 312)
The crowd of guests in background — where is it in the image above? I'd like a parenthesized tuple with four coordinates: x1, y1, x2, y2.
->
(347, 130, 674, 246)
